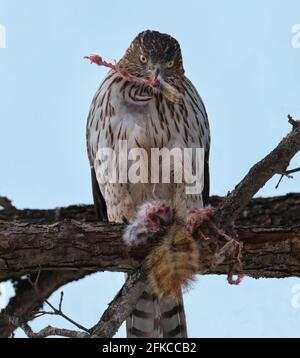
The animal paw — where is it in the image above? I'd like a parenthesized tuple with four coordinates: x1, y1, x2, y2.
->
(123, 201, 174, 247)
(186, 207, 215, 235)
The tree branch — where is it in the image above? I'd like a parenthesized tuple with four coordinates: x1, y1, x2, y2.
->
(20, 322, 89, 339)
(90, 269, 147, 338)
(2, 195, 299, 338)
(0, 197, 16, 212)
(0, 271, 90, 338)
(16, 269, 146, 339)
(215, 116, 300, 225)
(0, 220, 300, 279)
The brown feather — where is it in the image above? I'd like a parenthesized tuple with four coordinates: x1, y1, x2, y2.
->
(91, 168, 107, 221)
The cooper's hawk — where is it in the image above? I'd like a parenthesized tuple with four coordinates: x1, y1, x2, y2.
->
(86, 30, 210, 338)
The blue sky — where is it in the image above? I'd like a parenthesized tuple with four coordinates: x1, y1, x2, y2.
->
(0, 0, 300, 338)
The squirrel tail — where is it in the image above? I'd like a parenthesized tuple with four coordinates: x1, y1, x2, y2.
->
(146, 224, 199, 300)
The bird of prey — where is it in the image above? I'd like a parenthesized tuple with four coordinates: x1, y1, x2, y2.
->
(86, 30, 210, 338)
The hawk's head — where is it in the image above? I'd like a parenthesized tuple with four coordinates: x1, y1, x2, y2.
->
(119, 30, 185, 95)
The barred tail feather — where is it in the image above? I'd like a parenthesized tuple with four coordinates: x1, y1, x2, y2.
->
(126, 286, 187, 338)
(160, 291, 187, 338)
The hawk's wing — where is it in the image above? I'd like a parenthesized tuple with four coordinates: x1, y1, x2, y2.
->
(203, 151, 210, 206)
(183, 77, 211, 207)
(86, 79, 110, 222)
(91, 167, 108, 221)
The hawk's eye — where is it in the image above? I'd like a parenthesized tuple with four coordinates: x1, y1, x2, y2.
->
(167, 60, 175, 68)
(140, 55, 148, 64)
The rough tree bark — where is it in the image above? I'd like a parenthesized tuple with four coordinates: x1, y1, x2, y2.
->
(0, 194, 298, 338)
(1, 194, 299, 338)
(1, 214, 300, 280)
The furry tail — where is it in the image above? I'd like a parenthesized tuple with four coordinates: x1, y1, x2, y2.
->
(126, 286, 187, 338)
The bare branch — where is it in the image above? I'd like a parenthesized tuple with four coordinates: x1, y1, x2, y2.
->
(276, 167, 300, 189)
(0, 197, 16, 212)
(40, 296, 90, 333)
(1, 220, 300, 279)
(0, 271, 90, 338)
(58, 291, 64, 312)
(26, 275, 91, 333)
(20, 322, 89, 339)
(215, 116, 300, 226)
(90, 269, 147, 338)
(288, 114, 300, 129)
(15, 270, 146, 339)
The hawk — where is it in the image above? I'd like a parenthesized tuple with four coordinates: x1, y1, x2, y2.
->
(86, 30, 210, 338)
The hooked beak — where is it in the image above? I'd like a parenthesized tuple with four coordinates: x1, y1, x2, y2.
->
(154, 68, 161, 80)
(148, 64, 161, 87)
(153, 64, 161, 80)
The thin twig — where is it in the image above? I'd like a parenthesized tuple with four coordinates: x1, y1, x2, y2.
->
(27, 272, 91, 333)
(276, 167, 300, 189)
(21, 322, 89, 339)
(0, 271, 90, 338)
(59, 291, 64, 312)
(288, 114, 300, 130)
(20, 269, 147, 338)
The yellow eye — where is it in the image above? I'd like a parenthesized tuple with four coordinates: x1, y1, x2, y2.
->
(140, 55, 148, 64)
(167, 60, 175, 68)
